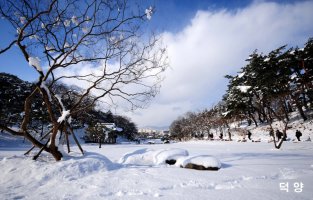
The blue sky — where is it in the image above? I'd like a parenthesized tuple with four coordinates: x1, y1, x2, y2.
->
(147, 0, 252, 32)
(145, 0, 300, 32)
(0, 0, 299, 82)
(1, 0, 313, 128)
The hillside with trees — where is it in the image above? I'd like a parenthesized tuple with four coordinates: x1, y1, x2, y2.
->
(0, 72, 138, 145)
(170, 38, 313, 148)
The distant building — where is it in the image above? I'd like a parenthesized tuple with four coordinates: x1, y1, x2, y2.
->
(138, 128, 169, 138)
(162, 130, 170, 135)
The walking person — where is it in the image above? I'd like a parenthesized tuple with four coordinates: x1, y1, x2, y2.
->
(208, 133, 214, 140)
(295, 130, 302, 141)
(276, 130, 283, 141)
(219, 132, 223, 140)
(247, 130, 252, 140)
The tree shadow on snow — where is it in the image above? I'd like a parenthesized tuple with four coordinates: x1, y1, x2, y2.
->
(221, 163, 232, 169)
(221, 152, 312, 166)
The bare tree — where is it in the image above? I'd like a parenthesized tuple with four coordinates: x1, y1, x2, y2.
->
(0, 0, 168, 160)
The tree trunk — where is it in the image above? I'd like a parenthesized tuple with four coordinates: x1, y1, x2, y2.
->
(50, 146, 63, 161)
(257, 111, 264, 123)
(99, 138, 102, 148)
(247, 119, 252, 126)
(287, 101, 293, 112)
(228, 130, 232, 141)
(40, 123, 44, 137)
(248, 111, 258, 127)
(65, 132, 70, 153)
(267, 105, 289, 149)
(273, 122, 288, 149)
(294, 99, 307, 121)
(282, 100, 289, 122)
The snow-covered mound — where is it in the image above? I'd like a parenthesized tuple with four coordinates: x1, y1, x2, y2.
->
(154, 148, 189, 165)
(118, 148, 221, 170)
(118, 148, 156, 165)
(118, 148, 189, 166)
(176, 155, 221, 170)
(46, 156, 116, 180)
(0, 151, 119, 194)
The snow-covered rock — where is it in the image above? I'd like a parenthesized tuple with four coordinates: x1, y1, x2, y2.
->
(176, 155, 221, 170)
(119, 148, 189, 166)
(154, 148, 189, 165)
(118, 148, 222, 169)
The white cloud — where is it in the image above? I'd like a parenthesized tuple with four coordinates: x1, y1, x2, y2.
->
(127, 0, 313, 128)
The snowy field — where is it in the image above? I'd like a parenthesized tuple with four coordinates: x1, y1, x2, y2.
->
(1, 134, 313, 200)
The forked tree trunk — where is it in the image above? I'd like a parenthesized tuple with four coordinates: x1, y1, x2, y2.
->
(249, 112, 258, 127)
(267, 103, 289, 150)
(20, 85, 65, 161)
(257, 111, 264, 123)
(50, 145, 63, 161)
(272, 122, 288, 149)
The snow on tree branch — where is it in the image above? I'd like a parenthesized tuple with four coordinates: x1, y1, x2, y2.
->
(145, 6, 153, 20)
(28, 57, 42, 72)
(57, 110, 70, 123)
(40, 81, 52, 101)
(236, 86, 251, 93)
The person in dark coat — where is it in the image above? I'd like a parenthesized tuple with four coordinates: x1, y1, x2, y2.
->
(247, 130, 252, 140)
(276, 130, 283, 141)
(219, 133, 223, 140)
(295, 130, 302, 141)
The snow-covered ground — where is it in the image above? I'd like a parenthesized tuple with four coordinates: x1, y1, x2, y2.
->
(1, 131, 313, 200)
(223, 112, 313, 142)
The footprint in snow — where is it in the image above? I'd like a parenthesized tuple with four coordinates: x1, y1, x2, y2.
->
(214, 180, 241, 190)
(278, 168, 299, 180)
(116, 191, 125, 197)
